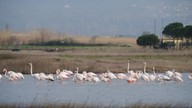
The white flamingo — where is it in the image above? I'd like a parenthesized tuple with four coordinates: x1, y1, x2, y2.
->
(117, 73, 127, 79)
(149, 67, 156, 81)
(172, 69, 182, 78)
(3, 68, 24, 80)
(16, 72, 24, 79)
(46, 74, 54, 81)
(106, 70, 117, 79)
(143, 62, 149, 76)
(3, 69, 19, 81)
(100, 73, 111, 82)
(56, 69, 69, 80)
(62, 69, 73, 75)
(87, 71, 97, 77)
(165, 70, 174, 78)
(73, 67, 86, 82)
(162, 75, 171, 81)
(141, 62, 150, 82)
(188, 74, 192, 80)
(82, 71, 98, 81)
(135, 70, 143, 79)
(173, 75, 183, 82)
(38, 72, 54, 81)
(0, 74, 3, 79)
(92, 76, 101, 82)
(29, 63, 40, 80)
(29, 63, 54, 81)
(127, 60, 134, 74)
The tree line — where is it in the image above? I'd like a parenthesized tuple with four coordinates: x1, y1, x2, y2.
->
(136, 22, 192, 49)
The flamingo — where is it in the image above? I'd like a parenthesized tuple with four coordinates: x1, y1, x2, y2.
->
(165, 70, 174, 78)
(73, 67, 86, 82)
(149, 67, 156, 81)
(100, 73, 111, 82)
(162, 75, 171, 81)
(38, 72, 54, 81)
(56, 69, 69, 80)
(127, 60, 134, 73)
(82, 71, 98, 81)
(92, 76, 101, 82)
(16, 72, 24, 79)
(135, 70, 143, 79)
(141, 62, 150, 82)
(117, 73, 127, 79)
(142, 74, 150, 82)
(188, 74, 192, 80)
(46, 74, 54, 81)
(29, 63, 54, 81)
(29, 63, 40, 80)
(62, 69, 73, 75)
(3, 69, 19, 81)
(87, 71, 97, 77)
(157, 73, 171, 81)
(143, 62, 149, 76)
(173, 75, 183, 82)
(127, 76, 137, 83)
(0, 74, 3, 79)
(172, 69, 182, 78)
(106, 70, 117, 79)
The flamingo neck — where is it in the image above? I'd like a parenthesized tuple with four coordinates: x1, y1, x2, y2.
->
(144, 64, 146, 73)
(127, 62, 130, 73)
(76, 67, 79, 73)
(4, 69, 8, 77)
(153, 68, 156, 76)
(30, 64, 33, 76)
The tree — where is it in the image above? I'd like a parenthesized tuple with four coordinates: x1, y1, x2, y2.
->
(183, 25, 192, 47)
(137, 34, 159, 49)
(162, 22, 184, 49)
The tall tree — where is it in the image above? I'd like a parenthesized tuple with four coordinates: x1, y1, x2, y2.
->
(162, 22, 183, 49)
(183, 25, 192, 48)
(137, 34, 159, 49)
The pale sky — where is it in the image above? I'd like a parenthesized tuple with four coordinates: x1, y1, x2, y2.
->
(0, 0, 192, 37)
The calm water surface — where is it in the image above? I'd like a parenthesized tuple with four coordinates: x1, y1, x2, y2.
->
(0, 73, 192, 106)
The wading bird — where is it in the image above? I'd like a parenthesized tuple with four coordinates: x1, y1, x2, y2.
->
(117, 73, 127, 79)
(29, 63, 54, 81)
(188, 74, 192, 80)
(141, 62, 150, 82)
(56, 69, 69, 80)
(4, 69, 19, 81)
(0, 74, 3, 79)
(73, 67, 86, 82)
(106, 70, 117, 79)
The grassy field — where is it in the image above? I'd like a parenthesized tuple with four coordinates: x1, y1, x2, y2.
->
(0, 45, 192, 74)
(0, 36, 192, 74)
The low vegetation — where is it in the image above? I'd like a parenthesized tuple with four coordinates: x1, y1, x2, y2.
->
(0, 26, 192, 73)
(0, 48, 192, 74)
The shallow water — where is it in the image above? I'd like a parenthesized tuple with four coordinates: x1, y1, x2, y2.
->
(0, 73, 192, 106)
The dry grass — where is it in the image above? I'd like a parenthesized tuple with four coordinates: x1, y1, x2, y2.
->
(0, 30, 191, 73)
(0, 30, 136, 48)
(0, 47, 192, 74)
(72, 36, 137, 47)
